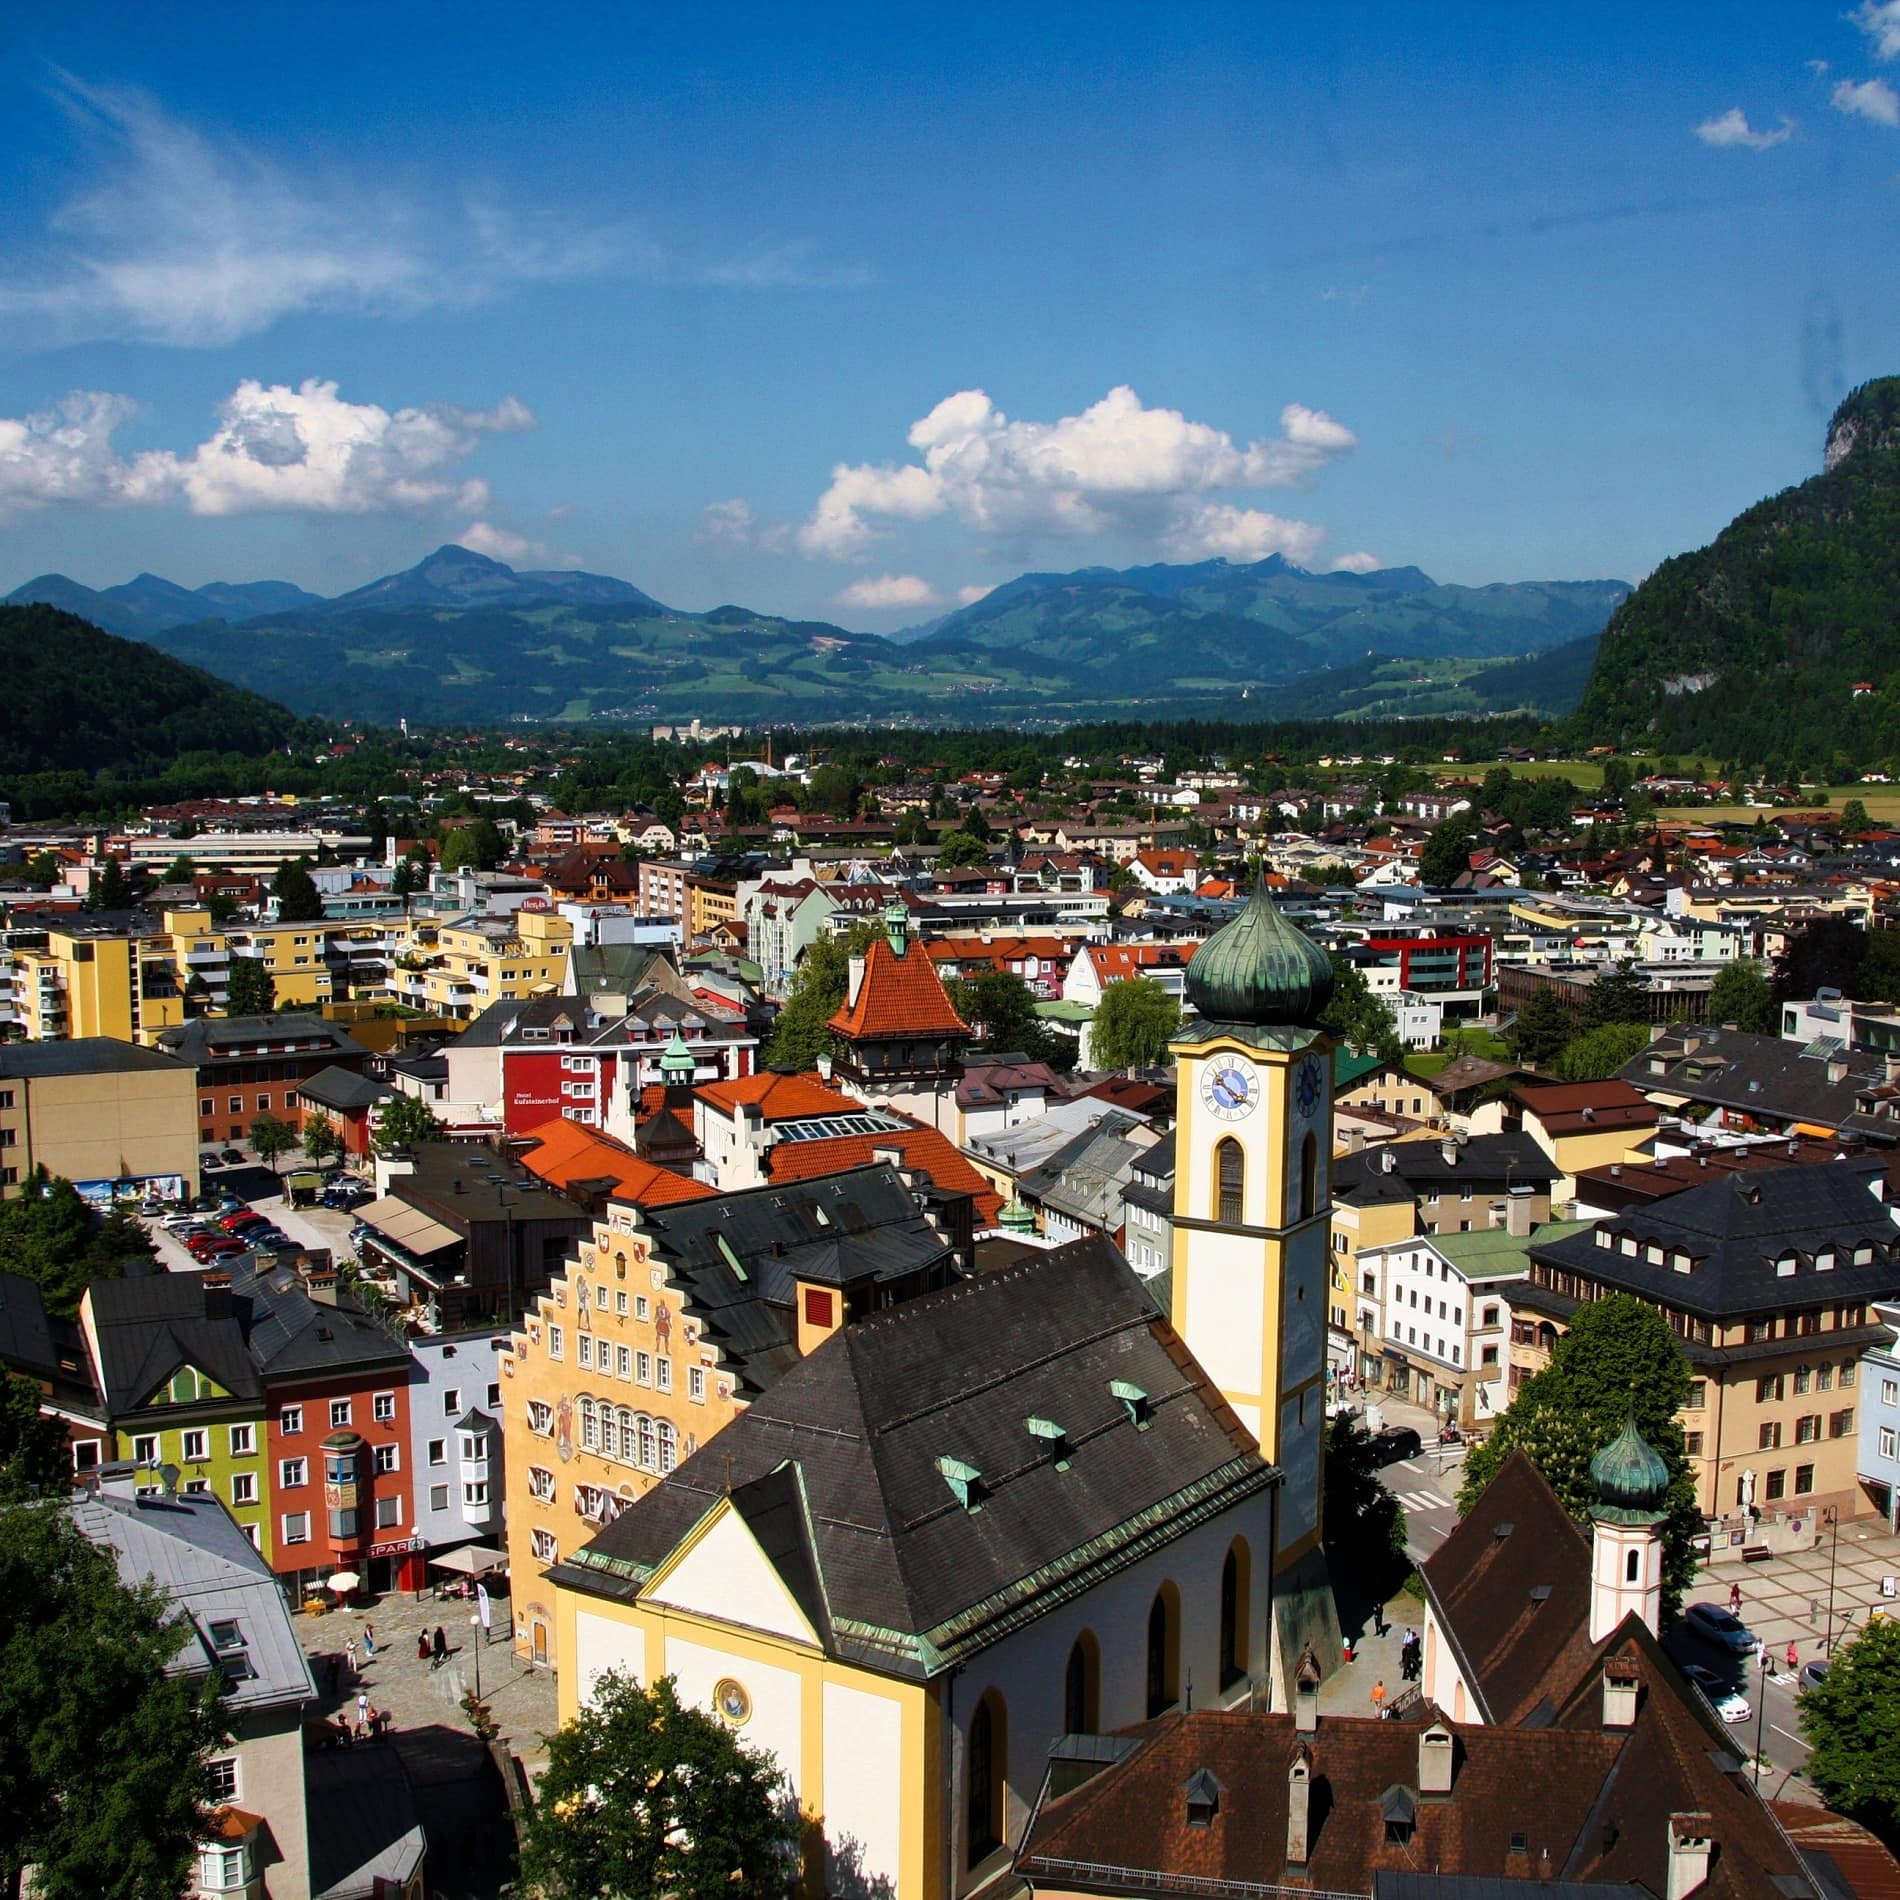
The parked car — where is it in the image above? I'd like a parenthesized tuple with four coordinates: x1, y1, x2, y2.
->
(1369, 1426, 1424, 1466)
(219, 1148, 246, 1166)
(217, 1210, 260, 1231)
(161, 1212, 202, 1231)
(1800, 1659, 1830, 1692)
(188, 1237, 245, 1260)
(1681, 1663, 1752, 1723)
(1681, 1602, 1758, 1656)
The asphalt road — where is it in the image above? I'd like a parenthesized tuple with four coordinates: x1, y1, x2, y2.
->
(1383, 1447, 1465, 1562)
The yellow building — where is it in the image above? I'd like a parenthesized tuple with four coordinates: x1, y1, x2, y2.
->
(388, 907, 570, 1019)
(0, 1037, 200, 1199)
(1511, 1080, 1659, 1203)
(503, 1161, 962, 1670)
(10, 913, 191, 1042)
(548, 1240, 1277, 1899)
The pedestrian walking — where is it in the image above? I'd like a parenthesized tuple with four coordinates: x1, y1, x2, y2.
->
(1729, 1582, 1743, 1616)
(355, 1690, 369, 1737)
(1786, 1641, 1799, 1675)
(1370, 1678, 1387, 1715)
(417, 1631, 431, 1663)
(343, 1637, 357, 1678)
(431, 1624, 448, 1669)
(362, 1622, 376, 1658)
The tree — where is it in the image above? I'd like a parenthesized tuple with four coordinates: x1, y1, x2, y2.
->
(1800, 1616, 1900, 1839)
(1859, 929, 1900, 1007)
(0, 1375, 68, 1502)
(933, 829, 991, 869)
(0, 1503, 226, 1900)
(1707, 957, 1777, 1034)
(765, 936, 851, 1070)
(0, 1174, 154, 1319)
(83, 857, 131, 913)
(371, 1094, 442, 1155)
(1842, 797, 1873, 835)
(1578, 959, 1651, 1030)
(1513, 985, 1576, 1066)
(1458, 1294, 1701, 1621)
(891, 807, 933, 847)
(1318, 955, 1401, 1064)
(1322, 1416, 1409, 1604)
(518, 1672, 792, 1900)
(162, 854, 195, 886)
(1553, 1020, 1652, 1081)
(300, 1117, 345, 1169)
(960, 801, 994, 843)
(1774, 916, 1867, 1004)
(1091, 976, 1182, 1071)
(440, 819, 504, 874)
(248, 1113, 298, 1175)
(270, 860, 324, 923)
(223, 957, 274, 1019)
(1419, 815, 1478, 887)
(943, 969, 1064, 1063)
(23, 851, 63, 891)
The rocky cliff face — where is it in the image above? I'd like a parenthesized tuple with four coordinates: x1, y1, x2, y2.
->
(1824, 378, 1900, 472)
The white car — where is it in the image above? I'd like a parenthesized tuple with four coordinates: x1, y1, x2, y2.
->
(1682, 1663, 1751, 1723)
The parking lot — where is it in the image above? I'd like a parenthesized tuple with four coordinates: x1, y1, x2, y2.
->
(144, 1156, 373, 1274)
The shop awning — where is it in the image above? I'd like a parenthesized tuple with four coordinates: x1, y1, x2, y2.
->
(357, 1196, 460, 1256)
(430, 1545, 509, 1576)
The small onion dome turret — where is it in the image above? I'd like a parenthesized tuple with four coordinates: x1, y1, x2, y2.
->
(1589, 1409, 1671, 1522)
(1183, 870, 1336, 1028)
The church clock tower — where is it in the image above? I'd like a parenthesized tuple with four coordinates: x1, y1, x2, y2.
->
(1169, 874, 1340, 1692)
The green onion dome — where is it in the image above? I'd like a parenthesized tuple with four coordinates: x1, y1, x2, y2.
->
(1183, 872, 1336, 1027)
(1590, 1410, 1670, 1517)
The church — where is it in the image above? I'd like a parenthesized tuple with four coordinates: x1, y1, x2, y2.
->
(541, 878, 1344, 1896)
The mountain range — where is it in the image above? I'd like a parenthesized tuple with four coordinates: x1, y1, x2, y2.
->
(4, 543, 1629, 729)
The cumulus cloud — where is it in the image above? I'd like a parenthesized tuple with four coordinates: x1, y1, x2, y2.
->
(1853, 1, 1900, 59)
(457, 521, 553, 564)
(833, 573, 940, 609)
(956, 583, 995, 606)
(696, 498, 758, 547)
(1833, 76, 1900, 125)
(1329, 551, 1383, 574)
(0, 75, 869, 348)
(0, 378, 531, 522)
(1161, 504, 1328, 565)
(798, 384, 1356, 564)
(1695, 107, 1794, 149)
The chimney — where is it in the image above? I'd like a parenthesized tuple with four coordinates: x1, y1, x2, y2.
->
(846, 955, 866, 1009)
(1294, 1645, 1321, 1735)
(1602, 1657, 1639, 1728)
(1440, 1139, 1458, 1168)
(1285, 1743, 1312, 1868)
(202, 1273, 232, 1321)
(1507, 1186, 1534, 1238)
(1343, 1125, 1366, 1154)
(1829, 1058, 1850, 1085)
(1418, 1721, 1454, 1796)
(1666, 1814, 1713, 1900)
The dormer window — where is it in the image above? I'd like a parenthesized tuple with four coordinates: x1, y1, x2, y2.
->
(936, 1456, 985, 1512)
(1027, 1416, 1071, 1469)
(1596, 1230, 1612, 1250)
(1111, 1380, 1153, 1430)
(1184, 1767, 1221, 1829)
(1777, 1253, 1798, 1278)
(1382, 1785, 1416, 1845)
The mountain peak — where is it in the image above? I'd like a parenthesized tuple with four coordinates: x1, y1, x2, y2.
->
(1824, 376, 1900, 474)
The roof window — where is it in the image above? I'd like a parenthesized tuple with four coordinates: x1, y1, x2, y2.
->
(1110, 1380, 1153, 1430)
(1026, 1417, 1071, 1469)
(936, 1456, 985, 1512)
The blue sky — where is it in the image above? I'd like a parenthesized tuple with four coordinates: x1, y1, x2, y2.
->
(3, 2, 1899, 628)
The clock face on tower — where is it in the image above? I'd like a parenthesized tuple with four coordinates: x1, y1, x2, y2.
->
(1294, 1054, 1325, 1120)
(1200, 1055, 1259, 1122)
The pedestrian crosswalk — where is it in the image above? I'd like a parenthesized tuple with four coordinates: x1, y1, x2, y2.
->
(1391, 1487, 1449, 1514)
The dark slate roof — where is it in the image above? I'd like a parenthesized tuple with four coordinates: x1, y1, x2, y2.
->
(1533, 1158, 1900, 1322)
(555, 1235, 1272, 1677)
(0, 1037, 190, 1078)
(1622, 1022, 1895, 1141)
(0, 1269, 57, 1380)
(294, 1065, 389, 1112)
(1335, 1133, 1559, 1200)
(154, 1014, 366, 1063)
(621, 1163, 960, 1395)
(84, 1274, 263, 1413)
(224, 1258, 409, 1380)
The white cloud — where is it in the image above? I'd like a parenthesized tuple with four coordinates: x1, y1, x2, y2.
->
(695, 498, 758, 547)
(1161, 503, 1328, 564)
(1833, 76, 1900, 125)
(457, 521, 552, 565)
(0, 378, 531, 522)
(798, 384, 1356, 563)
(1329, 551, 1382, 573)
(1810, 59, 1832, 76)
(1695, 107, 1794, 149)
(833, 573, 940, 609)
(1853, 1, 1900, 59)
(956, 583, 995, 606)
(0, 75, 870, 348)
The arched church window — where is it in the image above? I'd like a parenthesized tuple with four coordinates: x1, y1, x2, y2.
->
(1216, 1139, 1244, 1225)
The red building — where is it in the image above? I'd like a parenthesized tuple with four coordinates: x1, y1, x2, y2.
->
(1360, 931, 1493, 995)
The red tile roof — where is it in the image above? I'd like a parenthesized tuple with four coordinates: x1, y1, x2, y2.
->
(516, 1117, 713, 1208)
(827, 935, 969, 1040)
(766, 1117, 1004, 1223)
(1513, 1079, 1659, 1136)
(696, 1071, 864, 1120)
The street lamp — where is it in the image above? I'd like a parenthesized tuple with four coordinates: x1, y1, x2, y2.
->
(1824, 1505, 1841, 1655)
(1753, 1648, 1770, 1787)
(468, 1611, 482, 1702)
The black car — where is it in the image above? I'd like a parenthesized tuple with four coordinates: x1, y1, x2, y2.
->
(1370, 1426, 1424, 1466)
(219, 1148, 247, 1166)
